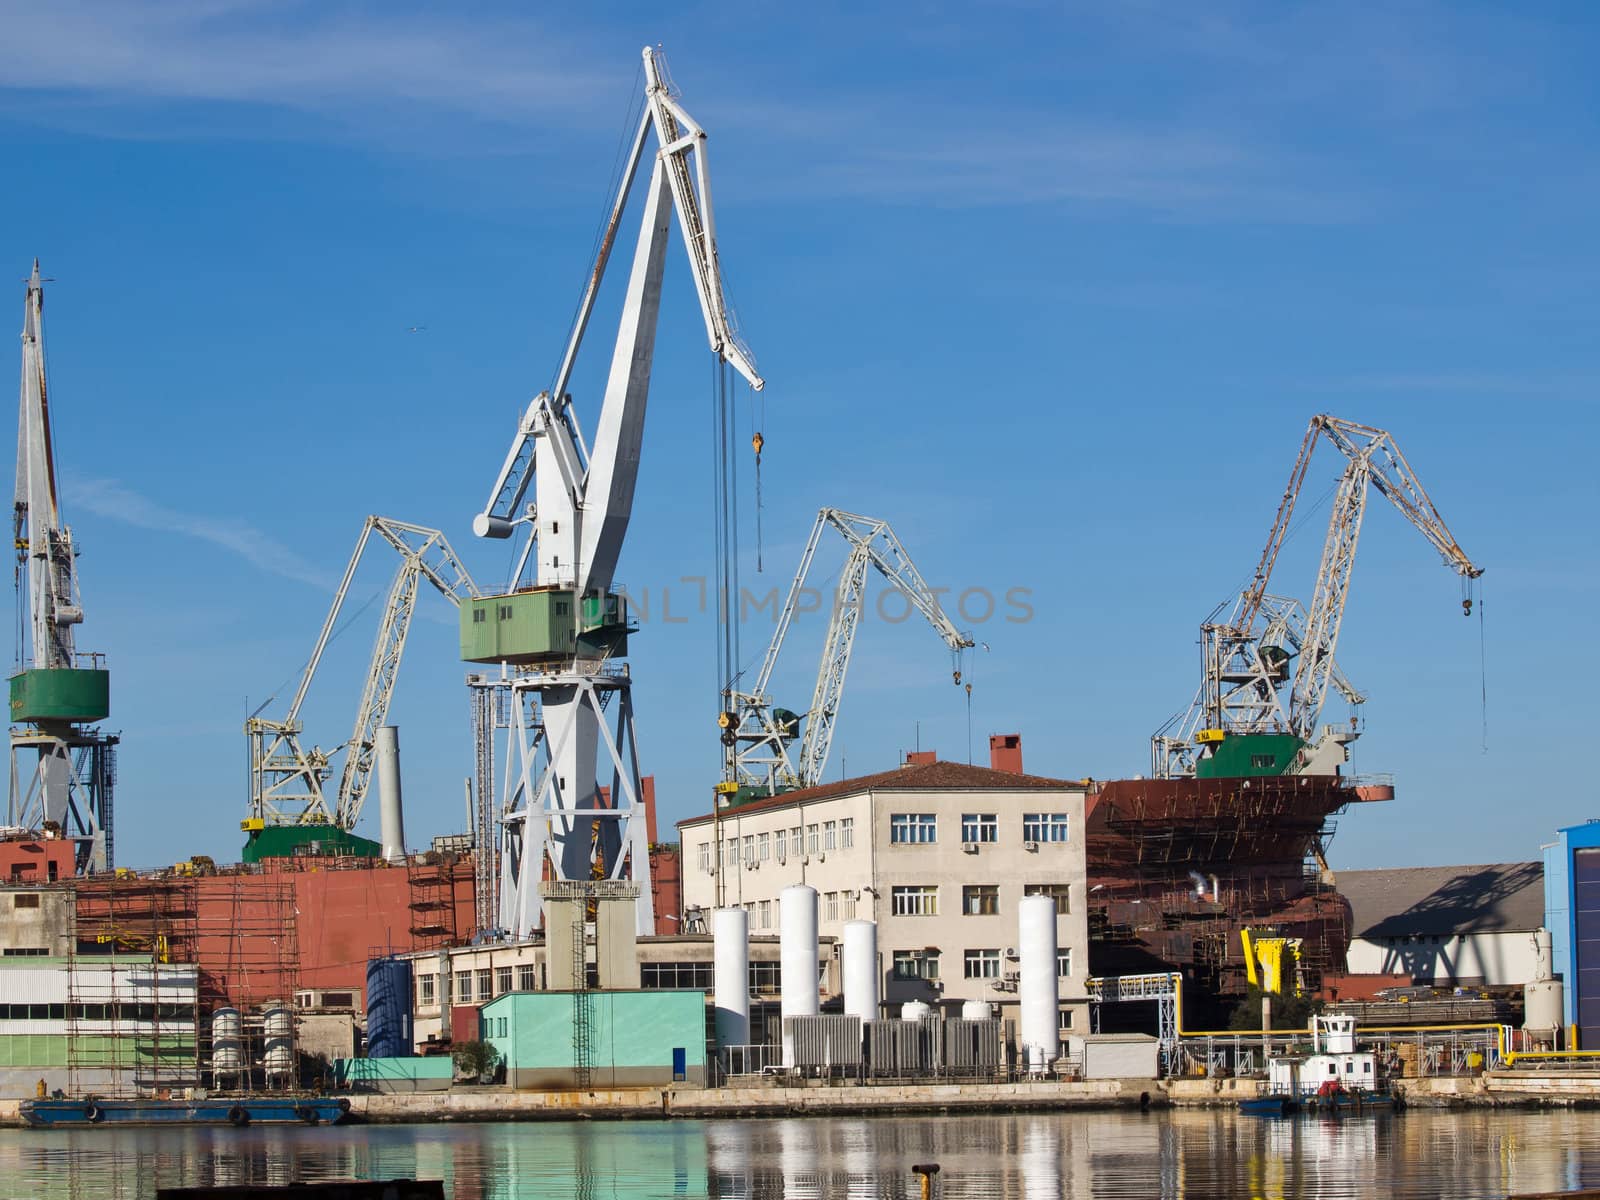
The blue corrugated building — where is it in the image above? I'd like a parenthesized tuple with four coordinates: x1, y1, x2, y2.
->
(1544, 820, 1600, 1045)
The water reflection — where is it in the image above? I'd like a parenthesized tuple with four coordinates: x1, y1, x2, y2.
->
(0, 1109, 1598, 1199)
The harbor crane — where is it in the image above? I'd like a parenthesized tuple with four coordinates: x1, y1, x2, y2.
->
(725, 509, 973, 797)
(245, 516, 478, 833)
(467, 47, 764, 938)
(8, 261, 117, 873)
(1152, 414, 1483, 778)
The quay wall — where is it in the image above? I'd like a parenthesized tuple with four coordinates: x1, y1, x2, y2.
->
(4, 1071, 1598, 1126)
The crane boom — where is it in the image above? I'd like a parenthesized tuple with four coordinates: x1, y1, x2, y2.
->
(247, 516, 479, 830)
(1289, 420, 1481, 738)
(730, 509, 972, 794)
(1152, 414, 1481, 778)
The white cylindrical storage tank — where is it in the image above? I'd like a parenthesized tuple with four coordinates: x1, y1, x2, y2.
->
(211, 1006, 243, 1080)
(713, 907, 751, 1049)
(961, 999, 993, 1022)
(780, 885, 819, 1067)
(842, 920, 879, 1021)
(376, 725, 406, 863)
(262, 1003, 294, 1078)
(1018, 893, 1059, 1073)
(1525, 979, 1564, 1038)
(900, 1001, 933, 1022)
(1535, 927, 1554, 981)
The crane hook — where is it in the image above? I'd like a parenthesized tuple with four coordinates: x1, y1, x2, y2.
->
(752, 431, 764, 460)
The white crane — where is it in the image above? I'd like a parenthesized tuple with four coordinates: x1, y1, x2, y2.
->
(727, 509, 972, 796)
(8, 261, 116, 872)
(1152, 414, 1482, 778)
(246, 516, 478, 832)
(469, 47, 763, 938)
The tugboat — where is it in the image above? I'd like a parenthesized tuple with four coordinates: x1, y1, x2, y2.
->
(1239, 1013, 1399, 1116)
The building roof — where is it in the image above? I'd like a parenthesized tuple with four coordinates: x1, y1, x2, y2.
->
(1340, 862, 1545, 939)
(679, 759, 1080, 829)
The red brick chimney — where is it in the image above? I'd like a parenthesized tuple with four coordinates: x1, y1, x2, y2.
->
(905, 750, 937, 767)
(989, 733, 1023, 774)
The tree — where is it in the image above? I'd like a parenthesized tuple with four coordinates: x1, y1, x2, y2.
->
(452, 1039, 502, 1083)
(1227, 984, 1320, 1032)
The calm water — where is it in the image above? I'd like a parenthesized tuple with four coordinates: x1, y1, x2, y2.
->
(0, 1109, 1595, 1200)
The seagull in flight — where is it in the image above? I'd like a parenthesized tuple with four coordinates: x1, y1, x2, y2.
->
(407, 325, 427, 334)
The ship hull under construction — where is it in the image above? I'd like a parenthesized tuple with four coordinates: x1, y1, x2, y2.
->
(1086, 774, 1375, 1026)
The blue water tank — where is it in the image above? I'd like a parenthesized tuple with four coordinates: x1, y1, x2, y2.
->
(365, 957, 415, 1058)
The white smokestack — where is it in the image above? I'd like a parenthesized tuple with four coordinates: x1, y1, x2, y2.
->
(376, 725, 406, 863)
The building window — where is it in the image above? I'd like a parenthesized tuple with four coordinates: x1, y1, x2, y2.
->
(758, 833, 770, 861)
(775, 830, 787, 862)
(891, 885, 939, 916)
(454, 971, 471, 1002)
(13, 894, 41, 909)
(1059, 1008, 1074, 1030)
(749, 960, 782, 994)
(824, 821, 838, 851)
(743, 835, 756, 866)
(418, 974, 435, 1007)
(517, 964, 536, 992)
(893, 950, 940, 980)
(724, 838, 739, 867)
(961, 814, 998, 843)
(843, 892, 857, 920)
(790, 826, 802, 855)
(890, 813, 937, 844)
(825, 892, 839, 922)
(964, 949, 1003, 979)
(963, 885, 999, 916)
(1024, 883, 1072, 915)
(1022, 813, 1070, 843)
(641, 962, 714, 990)
(1057, 950, 1072, 978)
(758, 899, 771, 929)
(841, 818, 854, 849)
(496, 966, 513, 996)
(807, 824, 820, 854)
(698, 843, 711, 873)
(476, 969, 492, 1002)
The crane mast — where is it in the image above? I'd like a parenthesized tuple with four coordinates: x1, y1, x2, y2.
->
(246, 516, 478, 835)
(468, 47, 763, 940)
(728, 509, 972, 796)
(8, 261, 116, 872)
(1152, 414, 1482, 779)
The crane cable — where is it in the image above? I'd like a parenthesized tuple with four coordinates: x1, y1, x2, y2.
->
(1477, 578, 1489, 754)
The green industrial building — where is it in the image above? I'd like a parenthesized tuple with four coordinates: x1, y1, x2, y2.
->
(481, 990, 707, 1089)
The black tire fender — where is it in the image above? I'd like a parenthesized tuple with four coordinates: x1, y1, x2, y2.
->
(83, 1101, 102, 1123)
(227, 1105, 248, 1127)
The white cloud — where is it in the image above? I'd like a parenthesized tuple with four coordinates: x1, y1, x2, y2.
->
(0, 1, 616, 133)
(66, 477, 335, 589)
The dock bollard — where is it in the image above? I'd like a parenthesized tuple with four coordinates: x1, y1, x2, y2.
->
(912, 1163, 940, 1200)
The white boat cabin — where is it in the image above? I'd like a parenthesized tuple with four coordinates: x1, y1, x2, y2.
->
(1267, 1013, 1379, 1097)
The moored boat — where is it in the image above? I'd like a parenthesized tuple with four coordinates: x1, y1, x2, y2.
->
(21, 1096, 350, 1128)
(1239, 1013, 1400, 1117)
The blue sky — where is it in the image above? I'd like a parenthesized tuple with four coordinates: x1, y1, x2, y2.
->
(1, 2, 1595, 873)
